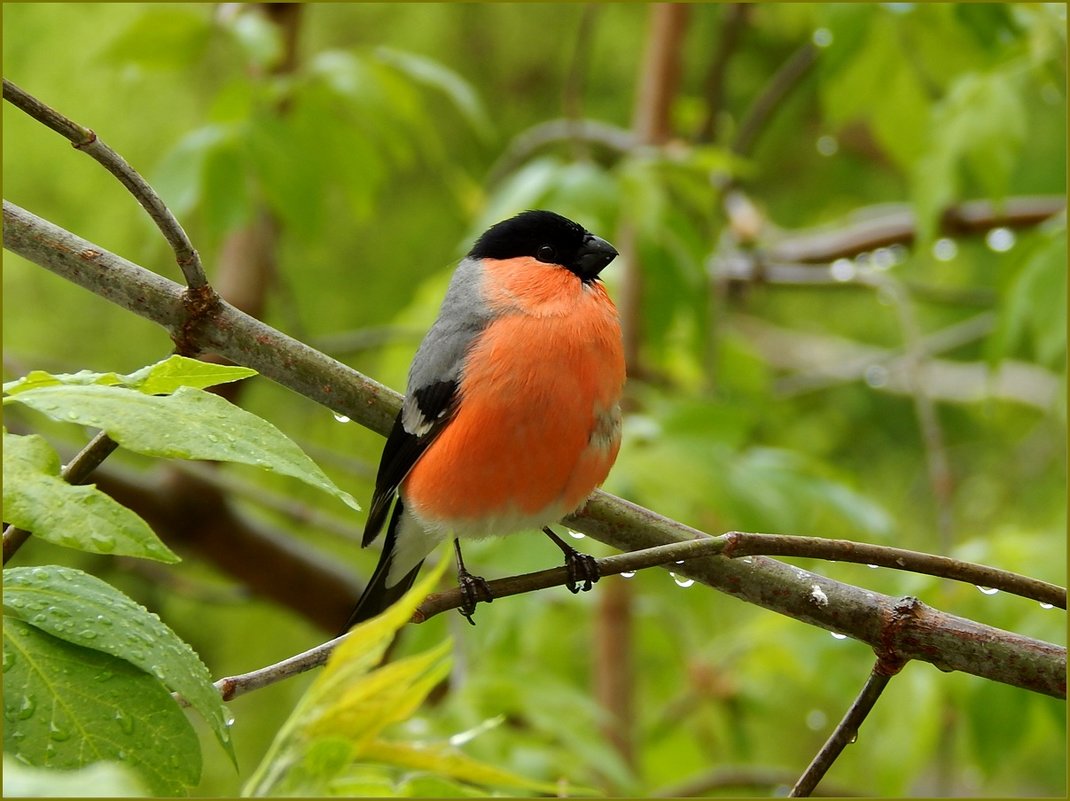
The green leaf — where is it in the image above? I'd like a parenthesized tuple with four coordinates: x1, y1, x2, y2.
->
(913, 70, 1027, 244)
(3, 754, 150, 797)
(4, 355, 256, 396)
(3, 617, 201, 796)
(360, 739, 569, 796)
(2, 432, 178, 563)
(151, 124, 233, 217)
(4, 566, 234, 764)
(98, 8, 213, 71)
(819, 14, 931, 171)
(990, 225, 1067, 367)
(244, 554, 572, 797)
(375, 46, 490, 136)
(200, 135, 255, 240)
(222, 8, 285, 71)
(123, 355, 258, 395)
(6, 385, 359, 512)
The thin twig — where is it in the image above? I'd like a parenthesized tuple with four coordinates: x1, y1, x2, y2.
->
(485, 119, 634, 186)
(3, 430, 119, 563)
(866, 274, 955, 550)
(791, 661, 898, 797)
(721, 531, 1066, 609)
(695, 3, 751, 143)
(2, 79, 208, 289)
(733, 42, 817, 156)
(562, 4, 600, 162)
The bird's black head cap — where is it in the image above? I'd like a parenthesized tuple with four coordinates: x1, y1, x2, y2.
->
(468, 209, 618, 281)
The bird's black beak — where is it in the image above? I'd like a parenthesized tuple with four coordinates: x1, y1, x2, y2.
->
(575, 234, 619, 279)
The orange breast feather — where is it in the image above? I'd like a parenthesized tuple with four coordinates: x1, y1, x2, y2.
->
(402, 260, 624, 531)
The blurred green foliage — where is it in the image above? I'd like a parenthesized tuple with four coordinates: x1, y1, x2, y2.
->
(3, 3, 1065, 797)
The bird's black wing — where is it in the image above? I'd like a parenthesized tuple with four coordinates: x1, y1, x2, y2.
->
(361, 378, 459, 547)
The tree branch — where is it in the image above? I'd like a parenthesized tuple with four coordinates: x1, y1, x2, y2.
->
(763, 196, 1066, 264)
(2, 79, 208, 289)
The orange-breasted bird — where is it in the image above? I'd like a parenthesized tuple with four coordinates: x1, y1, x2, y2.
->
(343, 210, 625, 630)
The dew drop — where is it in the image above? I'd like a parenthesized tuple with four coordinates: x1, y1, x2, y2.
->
(670, 573, 695, 588)
(864, 365, 888, 388)
(89, 533, 117, 553)
(848, 732, 859, 744)
(95, 670, 114, 683)
(1039, 602, 1055, 610)
(976, 585, 999, 596)
(3, 650, 14, 672)
(567, 530, 585, 540)
(816, 135, 838, 157)
(620, 571, 636, 579)
(812, 27, 833, 47)
(806, 708, 827, 731)
(96, 614, 113, 626)
(985, 227, 1016, 253)
(830, 258, 855, 282)
(30, 567, 51, 581)
(114, 709, 136, 735)
(830, 632, 848, 640)
(49, 720, 71, 742)
(333, 413, 351, 424)
(866, 564, 879, 569)
(16, 695, 36, 720)
(932, 238, 958, 262)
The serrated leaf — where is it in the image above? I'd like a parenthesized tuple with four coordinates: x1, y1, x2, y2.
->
(4, 370, 126, 396)
(361, 739, 572, 796)
(2, 432, 178, 563)
(4, 355, 256, 396)
(243, 560, 449, 797)
(2, 618, 201, 796)
(3, 754, 150, 797)
(124, 355, 258, 395)
(6, 385, 359, 512)
(4, 566, 234, 764)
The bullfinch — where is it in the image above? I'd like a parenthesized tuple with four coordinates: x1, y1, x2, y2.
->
(342, 210, 625, 630)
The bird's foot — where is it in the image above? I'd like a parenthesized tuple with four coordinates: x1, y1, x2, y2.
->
(542, 527, 601, 593)
(456, 566, 493, 625)
(453, 538, 492, 625)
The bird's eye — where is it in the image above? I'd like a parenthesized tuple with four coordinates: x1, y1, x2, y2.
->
(536, 245, 556, 263)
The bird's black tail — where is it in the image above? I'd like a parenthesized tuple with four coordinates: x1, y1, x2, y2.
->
(340, 498, 425, 635)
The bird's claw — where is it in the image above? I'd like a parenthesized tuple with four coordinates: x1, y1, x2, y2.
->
(457, 567, 493, 625)
(564, 550, 600, 594)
